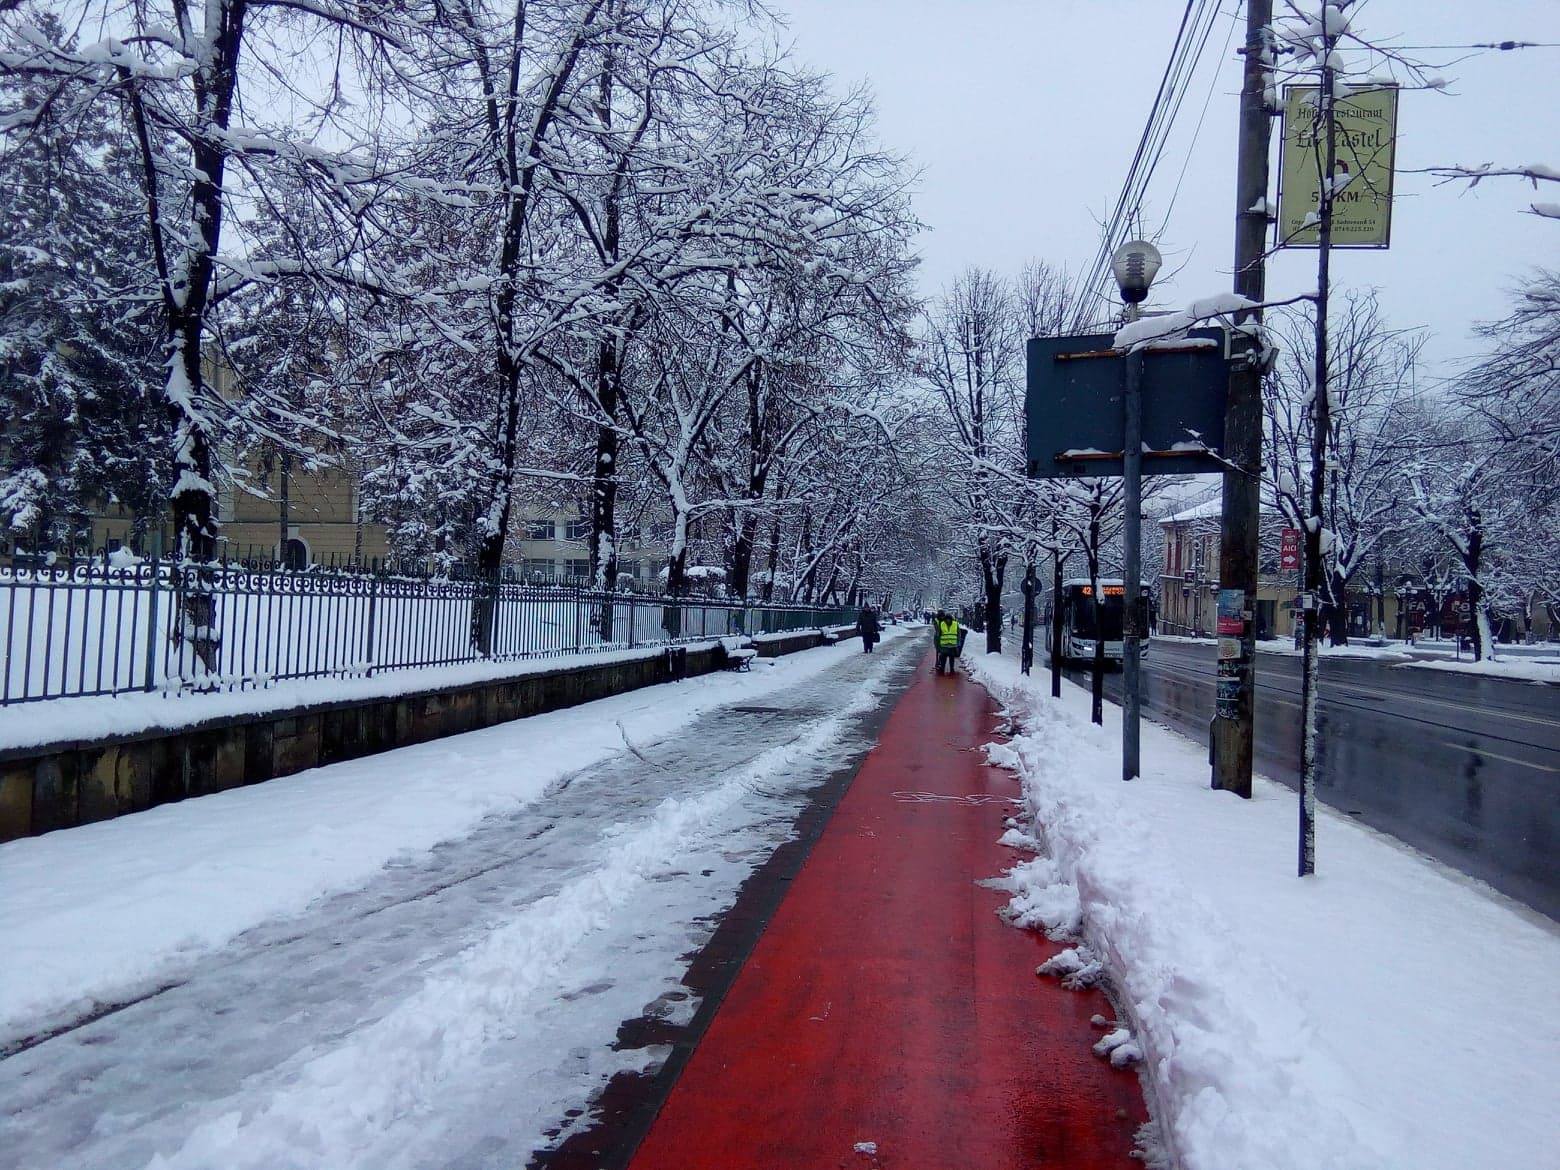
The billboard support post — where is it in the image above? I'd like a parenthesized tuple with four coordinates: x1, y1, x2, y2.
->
(1122, 349, 1144, 781)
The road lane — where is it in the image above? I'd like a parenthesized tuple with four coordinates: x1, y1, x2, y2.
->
(1059, 639, 1559, 919)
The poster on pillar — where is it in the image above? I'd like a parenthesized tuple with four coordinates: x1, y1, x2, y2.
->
(1216, 666, 1241, 720)
(1216, 588, 1245, 637)
(1280, 527, 1301, 572)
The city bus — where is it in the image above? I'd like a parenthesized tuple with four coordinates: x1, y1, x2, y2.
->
(1045, 577, 1129, 664)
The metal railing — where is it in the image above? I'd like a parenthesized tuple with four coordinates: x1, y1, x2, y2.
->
(0, 556, 854, 706)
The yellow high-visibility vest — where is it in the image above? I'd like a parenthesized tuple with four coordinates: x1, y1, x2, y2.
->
(936, 618, 960, 648)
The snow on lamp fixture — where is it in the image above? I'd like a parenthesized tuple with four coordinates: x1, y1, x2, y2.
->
(1110, 240, 1163, 305)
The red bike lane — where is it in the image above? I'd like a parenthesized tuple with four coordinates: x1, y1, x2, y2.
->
(624, 650, 1147, 1169)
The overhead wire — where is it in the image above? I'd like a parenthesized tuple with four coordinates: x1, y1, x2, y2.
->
(1070, 0, 1200, 329)
(1076, 0, 1226, 328)
(1066, 0, 1198, 332)
(1067, 0, 1228, 333)
(1157, 2, 1243, 237)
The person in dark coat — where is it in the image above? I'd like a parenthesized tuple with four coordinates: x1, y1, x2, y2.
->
(858, 605, 881, 653)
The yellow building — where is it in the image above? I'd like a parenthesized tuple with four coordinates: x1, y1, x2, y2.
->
(82, 358, 389, 566)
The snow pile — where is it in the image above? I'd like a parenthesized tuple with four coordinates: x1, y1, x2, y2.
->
(1113, 293, 1255, 350)
(968, 652, 1560, 1170)
(0, 628, 906, 1041)
(1406, 656, 1560, 683)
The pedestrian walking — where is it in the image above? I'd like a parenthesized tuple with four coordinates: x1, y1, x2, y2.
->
(932, 610, 961, 675)
(858, 604, 881, 653)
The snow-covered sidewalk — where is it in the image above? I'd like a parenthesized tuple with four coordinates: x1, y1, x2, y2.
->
(969, 653, 1560, 1170)
(1, 630, 921, 1170)
(0, 626, 905, 1042)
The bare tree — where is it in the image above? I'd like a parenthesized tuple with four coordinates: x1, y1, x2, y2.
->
(1265, 291, 1423, 643)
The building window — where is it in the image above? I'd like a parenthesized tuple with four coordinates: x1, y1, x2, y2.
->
(565, 558, 591, 581)
(565, 518, 590, 542)
(526, 519, 556, 540)
(618, 559, 640, 579)
(521, 558, 555, 580)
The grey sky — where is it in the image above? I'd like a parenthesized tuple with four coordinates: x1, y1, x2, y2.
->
(772, 0, 1560, 376)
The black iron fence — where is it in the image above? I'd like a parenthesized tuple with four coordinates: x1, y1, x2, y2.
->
(0, 556, 854, 706)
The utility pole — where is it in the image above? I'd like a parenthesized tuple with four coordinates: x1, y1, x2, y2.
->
(1211, 0, 1274, 799)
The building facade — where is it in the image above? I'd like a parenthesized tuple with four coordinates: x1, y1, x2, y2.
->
(512, 510, 664, 589)
(1157, 499, 1409, 641)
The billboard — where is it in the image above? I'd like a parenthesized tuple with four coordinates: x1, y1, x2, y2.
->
(1025, 329, 1230, 478)
(1277, 83, 1398, 249)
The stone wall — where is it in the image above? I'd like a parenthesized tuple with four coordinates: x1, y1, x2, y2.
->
(0, 631, 855, 843)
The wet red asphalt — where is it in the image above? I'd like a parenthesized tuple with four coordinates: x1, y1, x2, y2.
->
(625, 650, 1148, 1170)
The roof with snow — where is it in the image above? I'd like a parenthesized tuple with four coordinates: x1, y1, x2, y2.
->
(1158, 497, 1279, 526)
(1159, 498, 1223, 525)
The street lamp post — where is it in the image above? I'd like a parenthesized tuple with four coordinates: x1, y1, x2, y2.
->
(1111, 240, 1162, 783)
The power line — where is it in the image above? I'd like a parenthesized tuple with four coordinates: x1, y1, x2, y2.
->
(1069, 0, 1227, 332)
(1157, 3, 1242, 236)
(1068, 0, 1199, 332)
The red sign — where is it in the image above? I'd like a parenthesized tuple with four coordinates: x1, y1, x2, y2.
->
(1279, 528, 1301, 571)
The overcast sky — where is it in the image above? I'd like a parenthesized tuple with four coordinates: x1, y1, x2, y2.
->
(770, 0, 1559, 377)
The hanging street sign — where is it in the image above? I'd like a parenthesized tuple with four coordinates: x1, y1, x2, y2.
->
(1280, 527, 1301, 571)
(1025, 329, 1230, 479)
(1276, 83, 1399, 249)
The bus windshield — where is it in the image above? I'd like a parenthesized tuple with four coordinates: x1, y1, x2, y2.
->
(1069, 590, 1125, 640)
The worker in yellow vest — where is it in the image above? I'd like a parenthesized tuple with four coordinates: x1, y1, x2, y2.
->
(933, 610, 961, 675)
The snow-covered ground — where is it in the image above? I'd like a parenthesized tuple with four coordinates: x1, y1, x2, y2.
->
(0, 626, 904, 1042)
(970, 652, 1560, 1170)
(1149, 634, 1560, 681)
(1251, 640, 1412, 661)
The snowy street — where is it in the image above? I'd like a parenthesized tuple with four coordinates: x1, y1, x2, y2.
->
(2, 0, 1557, 1166)
(0, 632, 921, 1170)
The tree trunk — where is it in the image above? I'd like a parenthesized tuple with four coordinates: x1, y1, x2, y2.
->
(1465, 517, 1486, 661)
(730, 511, 757, 600)
(762, 517, 782, 601)
(1327, 570, 1349, 645)
(978, 537, 1005, 653)
(277, 449, 290, 566)
(983, 570, 1004, 653)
